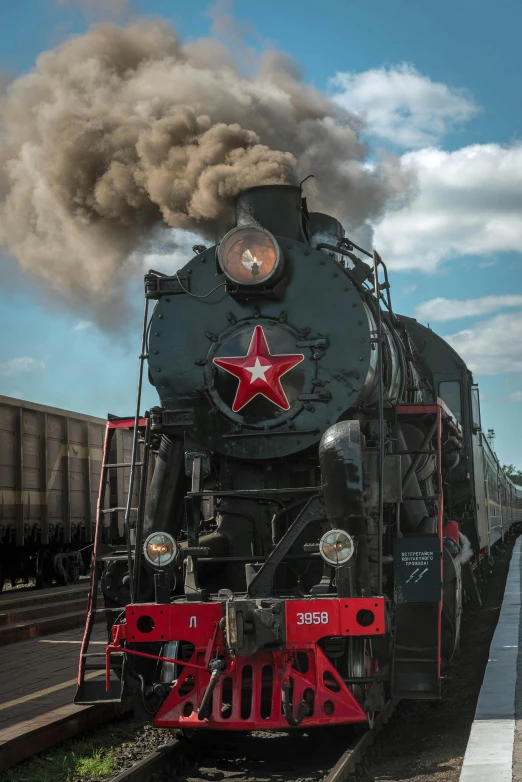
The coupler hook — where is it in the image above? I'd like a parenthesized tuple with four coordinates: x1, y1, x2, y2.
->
(198, 659, 225, 720)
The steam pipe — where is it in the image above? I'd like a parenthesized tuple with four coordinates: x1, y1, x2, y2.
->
(373, 251, 385, 595)
(123, 296, 149, 602)
(401, 420, 438, 492)
(316, 242, 351, 255)
(144, 436, 184, 537)
(397, 428, 430, 532)
(132, 417, 151, 604)
(340, 236, 373, 259)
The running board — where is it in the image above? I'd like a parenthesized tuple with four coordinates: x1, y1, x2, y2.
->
(75, 677, 125, 704)
(75, 653, 126, 704)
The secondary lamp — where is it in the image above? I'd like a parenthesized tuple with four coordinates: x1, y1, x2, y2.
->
(218, 226, 282, 285)
(319, 529, 355, 567)
(143, 532, 178, 568)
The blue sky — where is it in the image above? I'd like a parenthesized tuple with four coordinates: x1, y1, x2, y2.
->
(0, 0, 521, 466)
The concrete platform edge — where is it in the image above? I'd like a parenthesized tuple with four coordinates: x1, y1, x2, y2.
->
(0, 698, 132, 772)
(460, 537, 522, 781)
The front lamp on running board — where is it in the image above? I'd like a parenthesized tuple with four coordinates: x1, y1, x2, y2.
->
(143, 532, 178, 568)
(319, 529, 355, 567)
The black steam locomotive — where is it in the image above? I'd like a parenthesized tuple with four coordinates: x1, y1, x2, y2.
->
(76, 184, 522, 731)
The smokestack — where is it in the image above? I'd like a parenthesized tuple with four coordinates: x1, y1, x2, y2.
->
(235, 185, 308, 242)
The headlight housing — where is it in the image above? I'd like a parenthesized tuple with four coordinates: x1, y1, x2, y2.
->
(143, 532, 178, 568)
(218, 226, 282, 286)
(319, 529, 355, 567)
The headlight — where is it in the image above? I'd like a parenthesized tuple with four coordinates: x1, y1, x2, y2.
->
(218, 226, 282, 285)
(319, 529, 355, 567)
(143, 532, 178, 568)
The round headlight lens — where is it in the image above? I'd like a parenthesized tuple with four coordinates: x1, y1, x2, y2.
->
(219, 227, 280, 285)
(319, 529, 355, 567)
(143, 532, 178, 568)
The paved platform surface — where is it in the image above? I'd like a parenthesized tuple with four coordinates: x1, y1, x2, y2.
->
(0, 621, 107, 730)
(460, 536, 522, 781)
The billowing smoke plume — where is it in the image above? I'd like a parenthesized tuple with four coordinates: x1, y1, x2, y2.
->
(0, 21, 411, 325)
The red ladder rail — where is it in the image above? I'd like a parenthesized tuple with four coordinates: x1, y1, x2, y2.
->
(75, 416, 147, 703)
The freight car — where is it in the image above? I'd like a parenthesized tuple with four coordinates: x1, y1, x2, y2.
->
(76, 184, 522, 732)
(0, 395, 137, 590)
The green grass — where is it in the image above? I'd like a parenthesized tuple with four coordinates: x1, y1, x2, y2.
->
(0, 742, 116, 782)
(0, 717, 142, 782)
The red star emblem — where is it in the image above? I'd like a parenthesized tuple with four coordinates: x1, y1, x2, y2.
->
(213, 325, 305, 413)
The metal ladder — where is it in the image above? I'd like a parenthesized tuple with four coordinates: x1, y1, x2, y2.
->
(76, 299, 153, 703)
(75, 415, 149, 703)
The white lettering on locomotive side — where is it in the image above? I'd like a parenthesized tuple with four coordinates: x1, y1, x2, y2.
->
(401, 551, 434, 569)
(189, 616, 197, 628)
(296, 611, 329, 625)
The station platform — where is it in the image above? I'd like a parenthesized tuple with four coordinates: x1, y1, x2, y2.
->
(0, 621, 127, 772)
(460, 536, 522, 781)
(0, 622, 107, 731)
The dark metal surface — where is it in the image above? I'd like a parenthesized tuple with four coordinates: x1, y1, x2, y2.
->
(247, 496, 326, 597)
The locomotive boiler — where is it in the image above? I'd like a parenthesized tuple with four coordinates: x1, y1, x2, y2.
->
(76, 184, 522, 731)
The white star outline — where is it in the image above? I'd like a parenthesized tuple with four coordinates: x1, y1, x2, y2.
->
(213, 326, 305, 412)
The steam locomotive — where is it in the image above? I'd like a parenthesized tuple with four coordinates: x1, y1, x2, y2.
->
(76, 184, 522, 732)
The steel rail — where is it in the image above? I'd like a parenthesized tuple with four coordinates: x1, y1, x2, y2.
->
(324, 698, 397, 781)
(110, 739, 181, 782)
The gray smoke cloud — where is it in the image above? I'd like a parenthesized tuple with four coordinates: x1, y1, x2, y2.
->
(0, 20, 412, 325)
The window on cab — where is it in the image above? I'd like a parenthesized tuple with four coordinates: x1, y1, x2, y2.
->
(471, 385, 481, 431)
(439, 380, 462, 424)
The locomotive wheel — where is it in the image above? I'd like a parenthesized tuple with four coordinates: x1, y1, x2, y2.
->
(36, 549, 54, 589)
(442, 546, 462, 661)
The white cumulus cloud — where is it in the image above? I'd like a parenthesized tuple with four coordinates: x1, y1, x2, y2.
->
(331, 63, 479, 149)
(0, 357, 45, 377)
(510, 391, 522, 402)
(444, 312, 522, 375)
(415, 295, 522, 322)
(373, 144, 522, 271)
(74, 320, 94, 331)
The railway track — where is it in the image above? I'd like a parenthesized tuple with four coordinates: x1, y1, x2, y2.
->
(108, 700, 396, 782)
